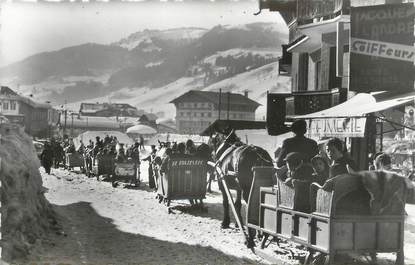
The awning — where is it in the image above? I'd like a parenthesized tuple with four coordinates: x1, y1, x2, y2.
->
(200, 119, 267, 136)
(289, 93, 415, 138)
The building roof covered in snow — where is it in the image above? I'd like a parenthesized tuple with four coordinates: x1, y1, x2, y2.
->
(0, 86, 52, 109)
(170, 90, 260, 109)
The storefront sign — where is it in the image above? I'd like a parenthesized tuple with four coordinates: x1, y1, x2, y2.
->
(306, 117, 367, 138)
(350, 3, 415, 95)
(351, 38, 415, 62)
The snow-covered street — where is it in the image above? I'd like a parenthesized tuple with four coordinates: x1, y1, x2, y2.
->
(19, 162, 415, 265)
(26, 164, 263, 265)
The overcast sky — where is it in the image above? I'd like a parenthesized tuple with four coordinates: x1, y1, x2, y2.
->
(0, 1, 286, 67)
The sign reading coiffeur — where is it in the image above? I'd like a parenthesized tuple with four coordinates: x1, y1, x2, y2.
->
(351, 38, 415, 62)
(306, 117, 367, 138)
(350, 3, 415, 95)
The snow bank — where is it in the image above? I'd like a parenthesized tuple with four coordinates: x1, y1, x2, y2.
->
(0, 124, 58, 261)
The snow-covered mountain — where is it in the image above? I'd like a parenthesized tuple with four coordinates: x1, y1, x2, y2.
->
(113, 28, 208, 51)
(0, 22, 289, 119)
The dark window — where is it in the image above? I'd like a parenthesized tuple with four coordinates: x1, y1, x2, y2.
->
(10, 101, 16, 110)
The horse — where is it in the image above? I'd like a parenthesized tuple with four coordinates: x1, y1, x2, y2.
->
(214, 130, 273, 248)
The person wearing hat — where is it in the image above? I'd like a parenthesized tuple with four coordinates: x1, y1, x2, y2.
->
(276, 119, 318, 168)
(283, 152, 314, 186)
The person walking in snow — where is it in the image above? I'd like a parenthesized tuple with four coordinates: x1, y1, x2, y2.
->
(41, 142, 54, 174)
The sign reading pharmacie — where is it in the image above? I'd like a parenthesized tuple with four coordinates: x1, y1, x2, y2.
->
(306, 117, 367, 138)
(350, 3, 415, 95)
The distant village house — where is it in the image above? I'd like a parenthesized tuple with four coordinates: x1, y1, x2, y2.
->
(0, 86, 59, 137)
(170, 90, 260, 134)
(79, 102, 139, 117)
(64, 102, 159, 137)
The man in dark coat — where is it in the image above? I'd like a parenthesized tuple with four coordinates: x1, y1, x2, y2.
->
(41, 142, 54, 174)
(54, 142, 64, 168)
(276, 119, 319, 168)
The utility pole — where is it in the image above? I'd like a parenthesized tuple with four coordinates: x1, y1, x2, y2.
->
(227, 92, 230, 120)
(71, 112, 74, 137)
(64, 110, 67, 135)
(218, 88, 222, 120)
(63, 99, 67, 137)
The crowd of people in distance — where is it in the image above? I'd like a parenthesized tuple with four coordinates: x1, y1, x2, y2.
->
(38, 133, 213, 192)
(275, 119, 395, 189)
(38, 119, 400, 195)
(39, 134, 142, 175)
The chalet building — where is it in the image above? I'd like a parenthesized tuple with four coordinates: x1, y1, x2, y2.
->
(79, 102, 139, 117)
(170, 90, 260, 134)
(262, 0, 415, 170)
(138, 113, 158, 128)
(0, 86, 59, 137)
(263, 0, 413, 117)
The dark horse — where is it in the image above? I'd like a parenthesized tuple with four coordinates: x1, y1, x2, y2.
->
(215, 130, 273, 247)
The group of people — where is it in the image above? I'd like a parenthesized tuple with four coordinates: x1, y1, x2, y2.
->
(39, 138, 77, 174)
(143, 139, 210, 189)
(39, 120, 398, 194)
(275, 119, 394, 188)
(89, 135, 141, 165)
(39, 134, 142, 175)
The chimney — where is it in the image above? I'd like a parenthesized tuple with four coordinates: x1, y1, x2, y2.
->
(244, 90, 249, 98)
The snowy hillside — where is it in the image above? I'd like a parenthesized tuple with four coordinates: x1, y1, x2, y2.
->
(65, 61, 291, 121)
(202, 62, 291, 120)
(3, 22, 289, 110)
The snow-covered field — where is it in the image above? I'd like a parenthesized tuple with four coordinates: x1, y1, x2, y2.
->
(23, 147, 415, 265)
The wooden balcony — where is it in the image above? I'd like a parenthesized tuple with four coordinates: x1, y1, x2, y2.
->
(297, 0, 349, 25)
(286, 88, 347, 116)
(258, 0, 349, 25)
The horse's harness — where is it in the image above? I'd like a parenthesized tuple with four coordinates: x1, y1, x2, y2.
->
(216, 143, 272, 181)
